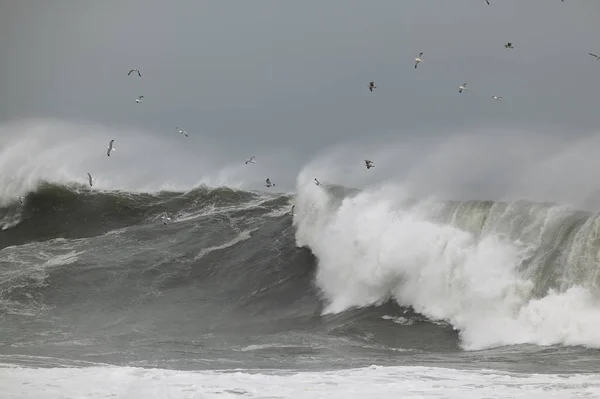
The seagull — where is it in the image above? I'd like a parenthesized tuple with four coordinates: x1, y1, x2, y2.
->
(365, 160, 375, 169)
(492, 95, 503, 100)
(291, 205, 295, 215)
(135, 96, 144, 103)
(17, 196, 23, 204)
(505, 42, 513, 49)
(87, 173, 94, 187)
(589, 53, 600, 60)
(176, 127, 188, 137)
(161, 212, 171, 225)
(458, 83, 468, 93)
(265, 178, 275, 187)
(107, 139, 115, 156)
(314, 178, 321, 186)
(414, 52, 424, 69)
(368, 81, 376, 92)
(245, 156, 256, 164)
(128, 69, 141, 77)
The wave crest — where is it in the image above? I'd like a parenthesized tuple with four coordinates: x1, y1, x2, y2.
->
(293, 171, 600, 350)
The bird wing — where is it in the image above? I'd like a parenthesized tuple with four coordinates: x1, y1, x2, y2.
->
(590, 53, 599, 58)
(128, 70, 133, 75)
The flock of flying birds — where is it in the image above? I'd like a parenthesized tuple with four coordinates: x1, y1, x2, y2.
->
(84, 67, 377, 223)
(93, 68, 376, 197)
(16, 1, 584, 222)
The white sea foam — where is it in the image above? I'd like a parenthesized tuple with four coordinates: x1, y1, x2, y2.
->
(1, 364, 599, 399)
(293, 168, 600, 350)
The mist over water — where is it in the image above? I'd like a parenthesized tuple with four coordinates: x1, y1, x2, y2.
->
(0, 119, 303, 204)
(3, 119, 600, 397)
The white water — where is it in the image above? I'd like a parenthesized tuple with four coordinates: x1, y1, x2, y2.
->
(293, 170, 600, 350)
(1, 364, 599, 398)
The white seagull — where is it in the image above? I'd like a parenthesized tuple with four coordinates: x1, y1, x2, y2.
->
(17, 196, 24, 204)
(492, 95, 503, 100)
(265, 178, 275, 187)
(135, 96, 144, 104)
(458, 83, 469, 93)
(245, 156, 256, 164)
(176, 127, 188, 137)
(87, 173, 94, 187)
(128, 69, 142, 77)
(107, 139, 115, 156)
(414, 52, 424, 69)
(589, 53, 600, 60)
(161, 212, 171, 225)
(314, 178, 321, 186)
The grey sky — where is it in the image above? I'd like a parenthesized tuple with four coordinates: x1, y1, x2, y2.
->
(1, 1, 600, 204)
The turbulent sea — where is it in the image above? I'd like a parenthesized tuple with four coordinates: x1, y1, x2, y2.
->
(3, 171, 600, 398)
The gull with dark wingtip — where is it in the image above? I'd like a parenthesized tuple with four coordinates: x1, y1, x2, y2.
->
(414, 52, 423, 69)
(107, 140, 115, 156)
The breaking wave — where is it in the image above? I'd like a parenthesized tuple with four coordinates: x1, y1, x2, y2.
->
(293, 170, 600, 350)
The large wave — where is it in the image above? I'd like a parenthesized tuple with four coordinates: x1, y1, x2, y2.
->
(293, 168, 600, 350)
(4, 118, 600, 354)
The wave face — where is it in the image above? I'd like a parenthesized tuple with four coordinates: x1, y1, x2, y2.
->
(294, 171, 600, 351)
(3, 160, 600, 372)
(0, 182, 259, 247)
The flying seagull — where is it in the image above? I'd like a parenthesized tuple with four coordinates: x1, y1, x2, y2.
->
(492, 95, 503, 100)
(505, 42, 513, 49)
(265, 178, 275, 187)
(245, 156, 256, 164)
(368, 81, 376, 92)
(176, 127, 188, 137)
(365, 160, 375, 169)
(87, 173, 93, 187)
(135, 96, 144, 104)
(314, 178, 321, 186)
(291, 205, 295, 215)
(17, 196, 23, 204)
(161, 212, 171, 225)
(414, 52, 423, 69)
(458, 83, 468, 93)
(128, 69, 141, 77)
(107, 139, 115, 156)
(589, 53, 600, 60)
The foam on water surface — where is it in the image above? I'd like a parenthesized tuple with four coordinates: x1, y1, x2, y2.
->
(2, 365, 599, 399)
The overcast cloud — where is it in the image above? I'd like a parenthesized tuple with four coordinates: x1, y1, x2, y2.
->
(1, 1, 600, 204)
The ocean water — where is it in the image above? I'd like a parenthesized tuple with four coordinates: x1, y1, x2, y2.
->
(2, 122, 600, 398)
(2, 169, 600, 397)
